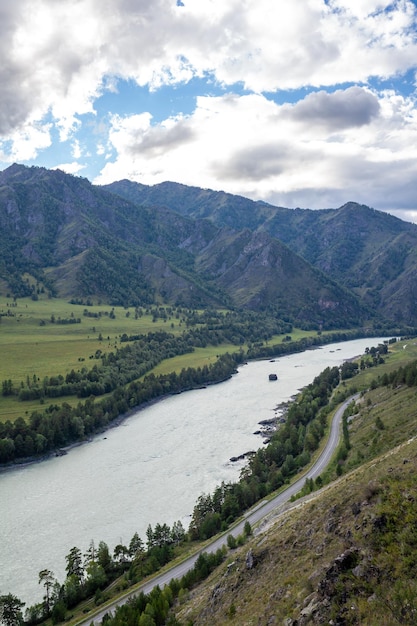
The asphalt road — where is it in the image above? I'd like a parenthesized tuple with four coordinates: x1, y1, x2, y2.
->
(76, 393, 357, 625)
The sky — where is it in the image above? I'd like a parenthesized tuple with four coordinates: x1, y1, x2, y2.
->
(1, 1, 417, 223)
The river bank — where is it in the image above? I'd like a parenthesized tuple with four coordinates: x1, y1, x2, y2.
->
(0, 331, 384, 471)
(0, 337, 391, 606)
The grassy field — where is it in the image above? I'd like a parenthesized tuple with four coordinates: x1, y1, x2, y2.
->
(348, 338, 417, 391)
(0, 296, 284, 422)
(0, 294, 403, 424)
(0, 296, 188, 421)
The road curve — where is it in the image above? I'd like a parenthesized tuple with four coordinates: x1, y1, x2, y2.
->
(76, 393, 357, 626)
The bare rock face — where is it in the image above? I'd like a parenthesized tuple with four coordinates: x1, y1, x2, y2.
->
(246, 548, 254, 570)
(317, 548, 361, 599)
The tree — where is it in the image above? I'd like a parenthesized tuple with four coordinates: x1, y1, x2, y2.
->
(38, 569, 56, 616)
(138, 612, 156, 626)
(0, 594, 25, 626)
(153, 523, 172, 548)
(63, 575, 81, 609)
(85, 561, 106, 595)
(0, 438, 15, 463)
(243, 520, 252, 537)
(171, 520, 185, 546)
(65, 546, 84, 584)
(129, 532, 144, 559)
(51, 599, 66, 625)
(97, 540, 112, 574)
(2, 380, 13, 397)
(84, 539, 96, 566)
(114, 543, 129, 565)
(146, 524, 155, 550)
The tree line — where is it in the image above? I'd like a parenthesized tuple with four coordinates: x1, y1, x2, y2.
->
(0, 327, 396, 465)
(21, 519, 187, 625)
(0, 514, 248, 626)
(188, 363, 342, 540)
(2, 308, 292, 403)
(187, 341, 399, 540)
(0, 350, 241, 464)
(11, 330, 196, 402)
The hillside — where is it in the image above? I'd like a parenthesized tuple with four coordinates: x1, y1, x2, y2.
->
(0, 164, 371, 329)
(172, 357, 417, 625)
(176, 434, 417, 625)
(105, 179, 417, 326)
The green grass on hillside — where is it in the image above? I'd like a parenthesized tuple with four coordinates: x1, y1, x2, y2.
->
(175, 436, 417, 626)
(317, 339, 417, 485)
(151, 345, 236, 376)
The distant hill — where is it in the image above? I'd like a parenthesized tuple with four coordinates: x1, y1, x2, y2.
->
(0, 163, 412, 329)
(105, 179, 417, 326)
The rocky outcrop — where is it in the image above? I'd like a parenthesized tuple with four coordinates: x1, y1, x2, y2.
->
(293, 547, 381, 625)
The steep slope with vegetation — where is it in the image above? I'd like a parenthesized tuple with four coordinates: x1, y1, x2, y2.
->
(176, 435, 417, 625)
(171, 344, 417, 626)
(0, 164, 370, 328)
(105, 179, 417, 326)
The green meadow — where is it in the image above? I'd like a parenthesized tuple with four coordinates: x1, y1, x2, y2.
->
(0, 294, 390, 424)
(0, 296, 247, 422)
(352, 338, 417, 389)
(0, 296, 182, 421)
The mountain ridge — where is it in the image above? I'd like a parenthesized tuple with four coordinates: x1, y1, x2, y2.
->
(0, 163, 373, 329)
(104, 177, 417, 325)
(1, 163, 417, 326)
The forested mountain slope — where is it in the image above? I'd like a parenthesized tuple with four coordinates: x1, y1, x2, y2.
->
(0, 164, 370, 328)
(105, 179, 417, 326)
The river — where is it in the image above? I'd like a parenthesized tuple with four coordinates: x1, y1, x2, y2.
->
(0, 337, 389, 606)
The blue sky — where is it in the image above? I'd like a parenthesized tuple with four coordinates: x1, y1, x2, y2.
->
(1, 0, 417, 222)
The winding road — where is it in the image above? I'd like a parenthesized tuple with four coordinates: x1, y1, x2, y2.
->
(75, 393, 357, 625)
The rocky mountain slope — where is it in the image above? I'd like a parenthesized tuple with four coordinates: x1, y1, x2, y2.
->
(0, 164, 369, 328)
(105, 179, 417, 326)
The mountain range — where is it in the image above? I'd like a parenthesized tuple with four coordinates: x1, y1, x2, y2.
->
(1, 163, 417, 328)
(104, 178, 417, 327)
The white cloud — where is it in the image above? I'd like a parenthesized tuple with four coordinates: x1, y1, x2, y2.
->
(52, 162, 87, 175)
(1, 0, 417, 215)
(95, 87, 417, 214)
(71, 140, 82, 160)
(2, 122, 52, 162)
(1, 0, 416, 138)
